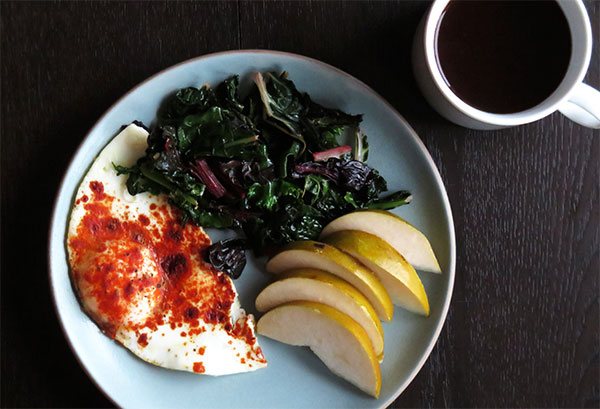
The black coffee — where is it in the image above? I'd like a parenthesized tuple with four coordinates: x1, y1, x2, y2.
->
(435, 0, 571, 114)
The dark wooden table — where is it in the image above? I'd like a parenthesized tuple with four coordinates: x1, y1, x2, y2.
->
(2, 1, 598, 408)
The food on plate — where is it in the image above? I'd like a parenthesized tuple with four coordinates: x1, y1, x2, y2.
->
(114, 72, 411, 258)
(266, 241, 394, 322)
(259, 216, 439, 395)
(67, 71, 423, 390)
(67, 123, 266, 375)
(255, 268, 384, 359)
(320, 210, 441, 273)
(256, 301, 381, 398)
(323, 230, 429, 316)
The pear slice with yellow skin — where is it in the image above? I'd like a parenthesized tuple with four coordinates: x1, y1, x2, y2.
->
(320, 209, 441, 273)
(324, 230, 430, 316)
(256, 301, 381, 398)
(256, 268, 384, 360)
(266, 241, 394, 322)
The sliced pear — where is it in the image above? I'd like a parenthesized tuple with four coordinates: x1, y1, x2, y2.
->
(256, 268, 384, 359)
(320, 209, 442, 273)
(266, 241, 394, 322)
(257, 301, 381, 398)
(324, 231, 429, 316)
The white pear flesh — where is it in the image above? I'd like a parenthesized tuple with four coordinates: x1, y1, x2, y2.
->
(255, 269, 384, 358)
(324, 231, 429, 316)
(266, 241, 394, 322)
(257, 301, 381, 398)
(320, 209, 442, 273)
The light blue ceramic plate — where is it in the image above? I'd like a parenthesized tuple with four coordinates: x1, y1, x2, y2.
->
(49, 50, 455, 408)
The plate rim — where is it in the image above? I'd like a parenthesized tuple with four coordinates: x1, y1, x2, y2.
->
(48, 49, 456, 409)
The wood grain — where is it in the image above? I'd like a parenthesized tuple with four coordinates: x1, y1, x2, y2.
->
(240, 2, 599, 408)
(1, 1, 598, 408)
(0, 2, 239, 408)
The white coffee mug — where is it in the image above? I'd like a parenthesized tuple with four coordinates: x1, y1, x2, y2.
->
(412, 0, 600, 130)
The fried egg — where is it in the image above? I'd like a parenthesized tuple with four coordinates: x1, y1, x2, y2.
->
(67, 124, 267, 375)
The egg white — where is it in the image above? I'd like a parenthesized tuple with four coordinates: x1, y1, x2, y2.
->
(68, 124, 266, 375)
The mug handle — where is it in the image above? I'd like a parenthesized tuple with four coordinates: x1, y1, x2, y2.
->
(558, 83, 600, 129)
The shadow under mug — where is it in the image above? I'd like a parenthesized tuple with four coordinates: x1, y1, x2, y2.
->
(412, 0, 600, 130)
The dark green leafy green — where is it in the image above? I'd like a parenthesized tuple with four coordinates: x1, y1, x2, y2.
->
(216, 75, 245, 113)
(245, 180, 302, 212)
(367, 190, 413, 210)
(243, 197, 324, 253)
(158, 86, 217, 126)
(116, 72, 411, 258)
(354, 129, 369, 162)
